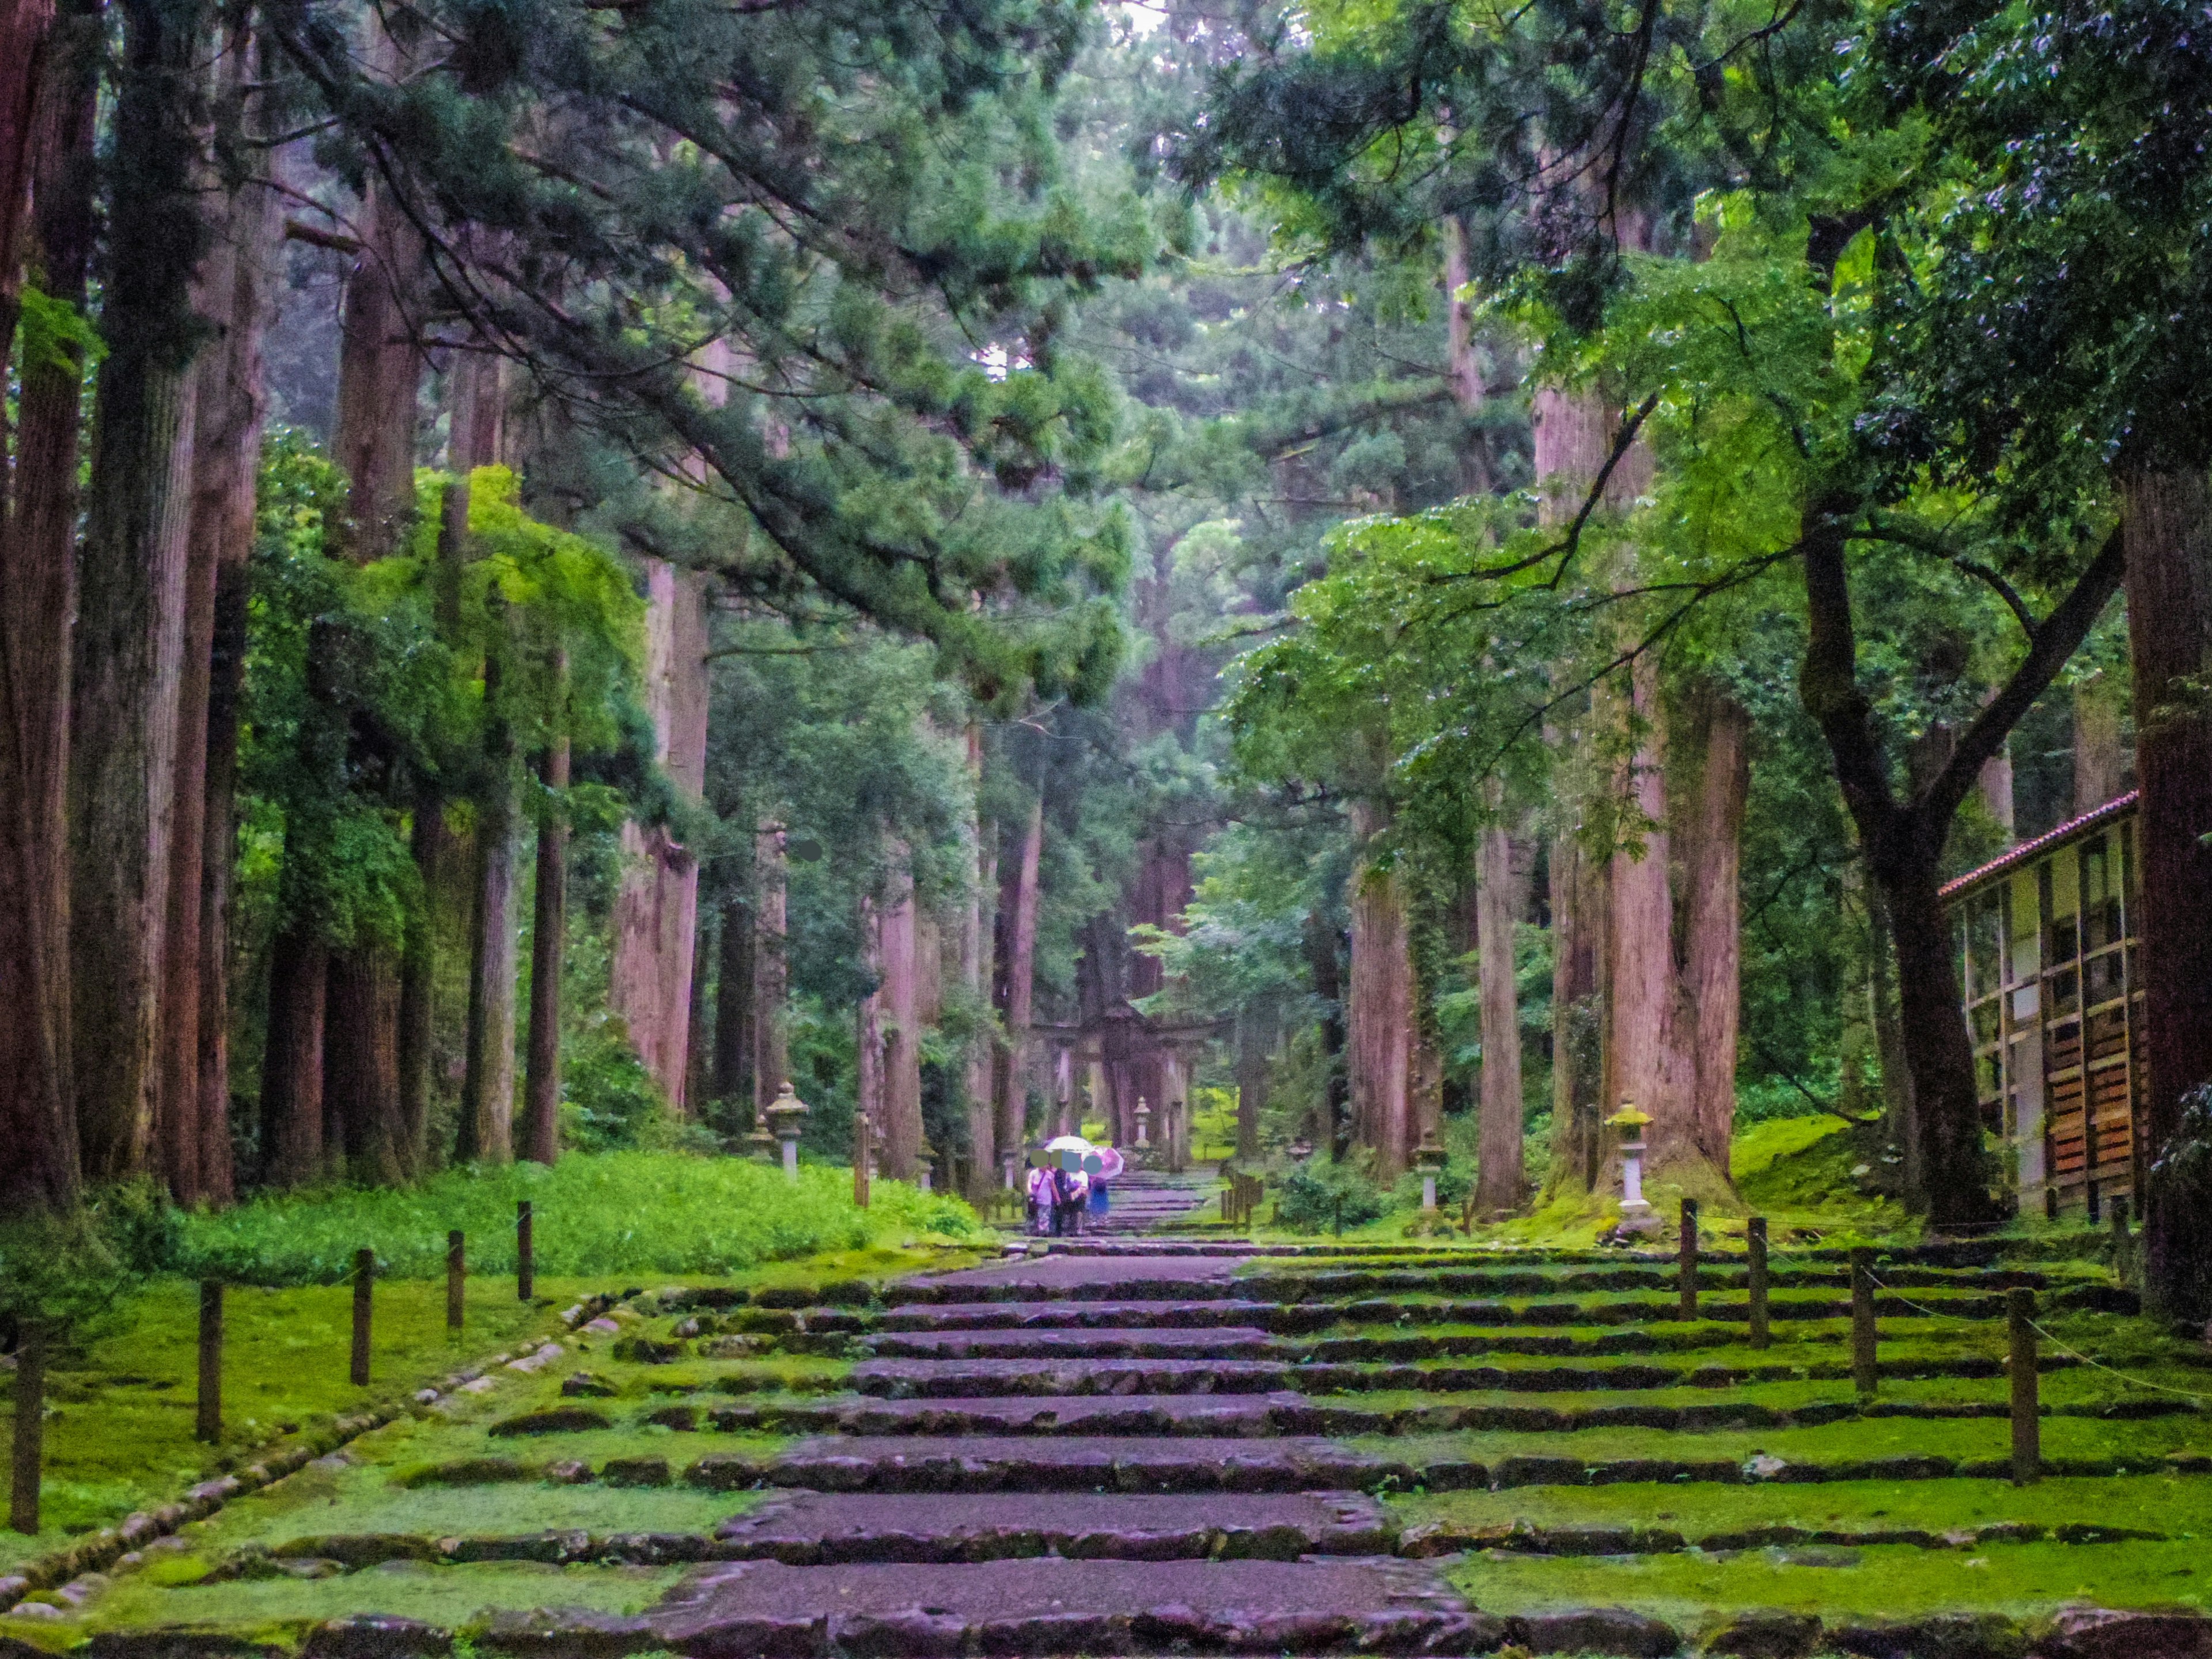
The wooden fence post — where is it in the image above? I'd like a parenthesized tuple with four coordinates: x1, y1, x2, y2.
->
(517, 1202, 535, 1301)
(350, 1249, 374, 1387)
(1678, 1199, 1700, 1320)
(196, 1281, 224, 1442)
(1850, 1247, 1878, 1397)
(10, 1325, 46, 1535)
(447, 1232, 465, 1331)
(2109, 1196, 2132, 1287)
(1747, 1217, 1770, 1350)
(2009, 1286, 2040, 1484)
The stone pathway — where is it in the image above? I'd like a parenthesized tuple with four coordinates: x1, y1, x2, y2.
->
(13, 1235, 2212, 1657)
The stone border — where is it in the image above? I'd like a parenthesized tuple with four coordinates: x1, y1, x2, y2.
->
(0, 1292, 619, 1616)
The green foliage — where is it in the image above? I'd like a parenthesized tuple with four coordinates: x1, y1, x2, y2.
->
(13, 281, 105, 379)
(0, 1181, 177, 1343)
(558, 1024, 667, 1154)
(170, 1153, 985, 1286)
(1272, 1155, 1388, 1234)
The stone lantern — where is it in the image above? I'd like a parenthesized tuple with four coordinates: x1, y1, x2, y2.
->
(743, 1109, 778, 1165)
(1133, 1096, 1152, 1148)
(1605, 1103, 1657, 1232)
(764, 1081, 810, 1183)
(1413, 1127, 1449, 1212)
(1288, 1135, 1314, 1164)
(915, 1137, 937, 1193)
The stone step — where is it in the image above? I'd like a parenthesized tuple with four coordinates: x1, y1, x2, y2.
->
(866, 1290, 2012, 1335)
(645, 1553, 1515, 1656)
(847, 1351, 2084, 1400)
(710, 1490, 1397, 1562)
(685, 1435, 1424, 1494)
(864, 1327, 1278, 1361)
(703, 1388, 2173, 1438)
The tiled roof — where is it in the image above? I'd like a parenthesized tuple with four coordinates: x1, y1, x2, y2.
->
(1937, 790, 2139, 902)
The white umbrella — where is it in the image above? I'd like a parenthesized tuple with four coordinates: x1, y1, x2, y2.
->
(1044, 1134, 1092, 1152)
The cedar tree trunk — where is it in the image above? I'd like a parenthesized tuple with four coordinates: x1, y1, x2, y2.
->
(1474, 822, 1530, 1214)
(1347, 801, 1413, 1179)
(521, 719, 569, 1166)
(2120, 468, 2212, 1320)
(0, 25, 94, 1214)
(71, 0, 210, 1181)
(751, 822, 788, 1113)
(711, 887, 753, 1112)
(2071, 669, 2129, 814)
(993, 793, 1043, 1162)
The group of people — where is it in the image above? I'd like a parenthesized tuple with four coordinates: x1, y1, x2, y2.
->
(1026, 1158, 1108, 1235)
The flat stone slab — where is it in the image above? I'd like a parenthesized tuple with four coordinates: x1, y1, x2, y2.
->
(688, 1435, 1431, 1494)
(899, 1255, 1243, 1298)
(710, 1391, 1337, 1438)
(874, 1300, 1285, 1333)
(710, 1491, 1395, 1563)
(646, 1555, 1484, 1654)
(851, 1357, 1301, 1398)
(864, 1327, 1278, 1361)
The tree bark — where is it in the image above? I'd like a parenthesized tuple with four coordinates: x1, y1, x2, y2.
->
(1234, 1006, 1269, 1160)
(1474, 822, 1529, 1214)
(711, 887, 753, 1112)
(2119, 468, 2212, 1320)
(186, 43, 273, 1207)
(1305, 909, 1350, 1158)
(1679, 687, 1749, 1169)
(71, 0, 210, 1183)
(609, 560, 710, 1109)
(459, 627, 519, 1165)
(1347, 801, 1414, 1179)
(1797, 499, 2126, 1229)
(874, 847, 922, 1181)
(751, 822, 788, 1114)
(259, 923, 327, 1188)
(2072, 669, 2129, 813)
(0, 21, 95, 1215)
(520, 716, 569, 1166)
(1548, 821, 1608, 1195)
(960, 725, 995, 1187)
(324, 949, 404, 1183)
(329, 16, 421, 567)
(160, 17, 271, 1204)
(993, 792, 1043, 1163)
(856, 892, 883, 1167)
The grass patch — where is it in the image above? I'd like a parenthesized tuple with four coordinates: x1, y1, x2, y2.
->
(1396, 1472, 2212, 1539)
(173, 1153, 986, 1285)
(1445, 1539, 2210, 1624)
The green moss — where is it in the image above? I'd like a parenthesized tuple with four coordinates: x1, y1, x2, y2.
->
(1370, 1409, 2210, 1471)
(1445, 1539, 2210, 1625)
(1395, 1473, 2212, 1539)
(72, 1559, 687, 1639)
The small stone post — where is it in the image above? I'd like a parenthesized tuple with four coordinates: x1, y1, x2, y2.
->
(766, 1081, 810, 1184)
(1414, 1128, 1448, 1214)
(1604, 1105, 1656, 1234)
(446, 1232, 465, 1332)
(2109, 1196, 2132, 1286)
(350, 1249, 374, 1387)
(2009, 1287, 2040, 1484)
(1678, 1198, 1700, 1320)
(517, 1201, 535, 1301)
(1747, 1216, 1771, 1350)
(10, 1324, 44, 1535)
(1850, 1247, 1878, 1397)
(196, 1281, 224, 1442)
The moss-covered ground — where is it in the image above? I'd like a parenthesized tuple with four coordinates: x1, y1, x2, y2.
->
(0, 1244, 946, 1574)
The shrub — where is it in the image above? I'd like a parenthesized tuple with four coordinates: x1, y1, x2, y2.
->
(172, 1151, 986, 1285)
(1274, 1155, 1388, 1233)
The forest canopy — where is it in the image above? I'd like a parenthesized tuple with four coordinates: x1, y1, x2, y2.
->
(1, 0, 2209, 1321)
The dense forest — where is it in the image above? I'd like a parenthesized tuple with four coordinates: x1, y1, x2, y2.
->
(2, 0, 2211, 1323)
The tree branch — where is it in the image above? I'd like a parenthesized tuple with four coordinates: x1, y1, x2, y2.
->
(1923, 522, 2126, 828)
(1796, 493, 1896, 836)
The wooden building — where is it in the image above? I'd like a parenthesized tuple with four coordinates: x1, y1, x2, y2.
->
(1940, 791, 2144, 1219)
